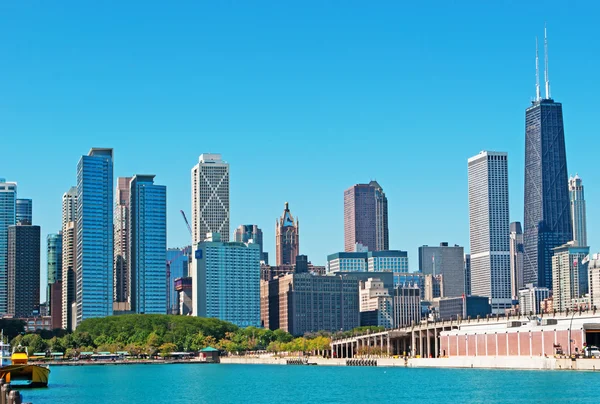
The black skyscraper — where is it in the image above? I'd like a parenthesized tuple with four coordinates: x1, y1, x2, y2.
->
(523, 30, 571, 288)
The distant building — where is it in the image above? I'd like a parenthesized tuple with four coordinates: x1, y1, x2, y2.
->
(344, 181, 388, 252)
(569, 174, 587, 247)
(588, 255, 600, 310)
(260, 254, 323, 281)
(437, 296, 491, 321)
(262, 272, 359, 336)
(327, 250, 408, 286)
(61, 186, 77, 330)
(192, 233, 260, 327)
(359, 278, 393, 329)
(129, 175, 167, 314)
(15, 198, 32, 225)
(275, 202, 299, 266)
(234, 225, 268, 264)
(419, 243, 465, 298)
(21, 316, 52, 333)
(518, 284, 550, 315)
(393, 283, 421, 328)
(468, 151, 511, 314)
(464, 254, 471, 296)
(174, 277, 193, 316)
(424, 274, 444, 302)
(552, 242, 590, 312)
(191, 154, 229, 245)
(509, 222, 525, 300)
(167, 247, 190, 314)
(8, 224, 41, 318)
(47, 232, 62, 326)
(114, 177, 132, 304)
(76, 148, 114, 323)
(0, 178, 17, 314)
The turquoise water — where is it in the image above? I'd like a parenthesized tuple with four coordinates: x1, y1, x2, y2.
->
(21, 364, 599, 403)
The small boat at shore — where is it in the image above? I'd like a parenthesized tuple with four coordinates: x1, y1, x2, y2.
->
(0, 335, 50, 388)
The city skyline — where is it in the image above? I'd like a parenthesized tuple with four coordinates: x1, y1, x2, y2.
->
(0, 4, 598, 302)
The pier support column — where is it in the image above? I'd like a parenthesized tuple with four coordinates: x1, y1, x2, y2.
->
(434, 329, 439, 358)
(411, 330, 416, 357)
(387, 335, 390, 356)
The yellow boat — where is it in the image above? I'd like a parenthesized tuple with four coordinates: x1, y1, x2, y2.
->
(0, 343, 50, 388)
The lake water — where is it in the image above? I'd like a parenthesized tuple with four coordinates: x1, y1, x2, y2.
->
(21, 363, 600, 403)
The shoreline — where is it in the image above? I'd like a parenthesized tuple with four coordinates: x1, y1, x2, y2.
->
(219, 356, 600, 371)
(31, 359, 213, 367)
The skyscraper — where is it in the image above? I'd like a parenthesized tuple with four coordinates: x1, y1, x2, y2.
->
(114, 177, 132, 304)
(509, 222, 524, 300)
(468, 151, 511, 314)
(523, 29, 572, 289)
(129, 175, 167, 314)
(234, 224, 268, 264)
(464, 254, 471, 296)
(418, 242, 465, 298)
(344, 181, 389, 252)
(76, 148, 114, 324)
(47, 232, 62, 317)
(0, 179, 17, 314)
(7, 223, 40, 318)
(61, 186, 77, 330)
(15, 198, 32, 225)
(552, 242, 590, 311)
(191, 154, 229, 245)
(275, 202, 299, 266)
(569, 174, 587, 247)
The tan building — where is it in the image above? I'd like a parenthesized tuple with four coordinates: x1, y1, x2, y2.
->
(61, 187, 78, 330)
(359, 278, 392, 329)
(552, 242, 590, 312)
(424, 274, 444, 302)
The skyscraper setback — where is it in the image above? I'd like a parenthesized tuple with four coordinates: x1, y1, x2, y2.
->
(468, 151, 511, 314)
(523, 29, 572, 289)
(76, 148, 114, 324)
(344, 181, 389, 252)
(191, 154, 230, 245)
(275, 203, 299, 266)
(569, 174, 587, 247)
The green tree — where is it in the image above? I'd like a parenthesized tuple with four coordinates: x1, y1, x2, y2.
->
(159, 343, 177, 356)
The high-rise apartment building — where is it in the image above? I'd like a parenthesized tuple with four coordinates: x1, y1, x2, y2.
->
(418, 243, 465, 298)
(192, 233, 260, 327)
(15, 198, 32, 225)
(359, 278, 393, 329)
(234, 224, 268, 264)
(509, 222, 525, 300)
(569, 174, 587, 247)
(275, 202, 299, 266)
(47, 232, 62, 323)
(76, 148, 114, 323)
(552, 242, 590, 312)
(114, 177, 132, 304)
(0, 179, 17, 314)
(523, 32, 572, 288)
(129, 175, 167, 314)
(61, 186, 77, 330)
(468, 151, 511, 314)
(344, 181, 389, 252)
(7, 224, 40, 318)
(191, 154, 229, 245)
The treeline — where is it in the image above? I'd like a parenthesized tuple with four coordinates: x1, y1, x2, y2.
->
(8, 315, 382, 357)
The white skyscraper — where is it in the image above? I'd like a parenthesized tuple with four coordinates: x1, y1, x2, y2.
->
(569, 174, 587, 247)
(468, 151, 511, 314)
(61, 186, 78, 329)
(191, 154, 230, 245)
(0, 179, 17, 314)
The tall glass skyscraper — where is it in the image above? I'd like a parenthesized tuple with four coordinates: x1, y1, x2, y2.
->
(569, 174, 587, 247)
(47, 232, 63, 304)
(166, 246, 190, 314)
(15, 198, 32, 225)
(129, 175, 167, 314)
(76, 148, 114, 324)
(0, 179, 17, 314)
(523, 101, 571, 288)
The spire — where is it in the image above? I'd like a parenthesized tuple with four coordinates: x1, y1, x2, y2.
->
(535, 36, 541, 101)
(544, 23, 551, 99)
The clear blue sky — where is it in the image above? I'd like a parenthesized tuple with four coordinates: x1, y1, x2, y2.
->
(0, 2, 598, 301)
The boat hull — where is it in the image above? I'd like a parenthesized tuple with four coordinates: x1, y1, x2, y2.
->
(0, 364, 50, 387)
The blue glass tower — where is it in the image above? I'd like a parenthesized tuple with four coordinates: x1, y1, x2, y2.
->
(15, 198, 32, 225)
(129, 175, 167, 314)
(76, 148, 114, 323)
(167, 247, 190, 314)
(47, 232, 63, 304)
(0, 179, 17, 314)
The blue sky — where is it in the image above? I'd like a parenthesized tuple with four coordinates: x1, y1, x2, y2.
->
(0, 1, 598, 300)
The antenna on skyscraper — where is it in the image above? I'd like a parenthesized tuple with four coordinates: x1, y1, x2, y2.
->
(535, 36, 541, 101)
(544, 23, 551, 99)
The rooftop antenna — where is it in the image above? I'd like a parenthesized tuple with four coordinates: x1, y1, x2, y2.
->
(544, 23, 551, 99)
(535, 36, 541, 101)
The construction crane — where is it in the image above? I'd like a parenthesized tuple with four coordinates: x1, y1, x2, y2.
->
(180, 210, 192, 237)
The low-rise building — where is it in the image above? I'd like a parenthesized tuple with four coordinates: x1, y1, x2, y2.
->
(518, 283, 550, 315)
(435, 295, 491, 321)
